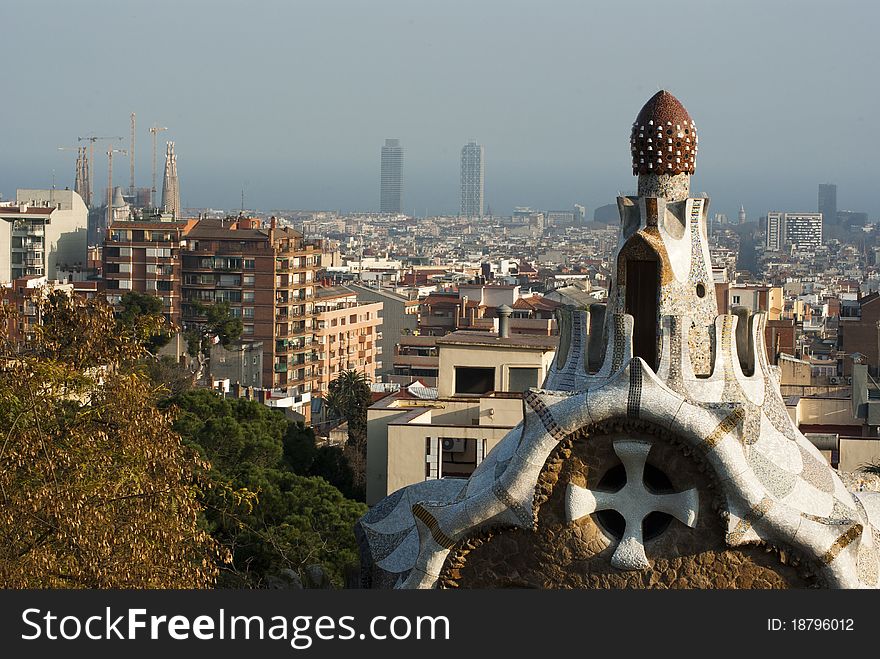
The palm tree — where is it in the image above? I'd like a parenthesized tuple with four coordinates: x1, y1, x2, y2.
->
(326, 369, 371, 500)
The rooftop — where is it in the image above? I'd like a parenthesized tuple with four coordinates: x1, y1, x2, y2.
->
(436, 330, 558, 350)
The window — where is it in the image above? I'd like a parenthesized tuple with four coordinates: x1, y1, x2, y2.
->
(146, 280, 157, 291)
(244, 259, 255, 270)
(243, 290, 254, 303)
(218, 274, 241, 287)
(243, 325, 254, 335)
(118, 280, 132, 290)
(215, 290, 242, 303)
(454, 367, 495, 395)
(243, 307, 254, 318)
(119, 247, 132, 257)
(243, 274, 254, 286)
(508, 367, 540, 393)
(732, 295, 741, 305)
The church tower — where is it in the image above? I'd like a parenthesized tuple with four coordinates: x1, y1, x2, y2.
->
(161, 141, 181, 218)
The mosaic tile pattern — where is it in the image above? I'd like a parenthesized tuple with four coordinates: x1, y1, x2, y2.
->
(726, 497, 774, 545)
(627, 365, 643, 419)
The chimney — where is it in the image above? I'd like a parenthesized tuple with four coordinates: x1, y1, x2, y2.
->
(497, 304, 512, 339)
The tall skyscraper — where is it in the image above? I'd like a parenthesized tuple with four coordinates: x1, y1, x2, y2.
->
(379, 139, 403, 214)
(460, 140, 484, 218)
(818, 183, 837, 232)
(738, 204, 746, 224)
(161, 141, 181, 218)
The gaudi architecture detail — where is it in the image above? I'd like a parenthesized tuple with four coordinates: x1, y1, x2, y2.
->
(357, 91, 880, 589)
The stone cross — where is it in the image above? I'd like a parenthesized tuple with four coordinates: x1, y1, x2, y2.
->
(566, 439, 699, 571)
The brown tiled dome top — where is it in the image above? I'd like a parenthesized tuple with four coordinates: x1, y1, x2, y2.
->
(631, 90, 697, 176)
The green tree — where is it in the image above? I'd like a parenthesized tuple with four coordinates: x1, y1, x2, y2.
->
(326, 369, 372, 501)
(116, 290, 173, 352)
(163, 389, 367, 587)
(184, 301, 244, 358)
(183, 301, 243, 382)
(0, 292, 223, 588)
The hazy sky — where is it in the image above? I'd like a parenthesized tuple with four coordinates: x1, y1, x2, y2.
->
(3, 0, 878, 221)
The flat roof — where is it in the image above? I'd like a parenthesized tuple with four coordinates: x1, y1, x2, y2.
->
(392, 355, 439, 368)
(437, 330, 558, 350)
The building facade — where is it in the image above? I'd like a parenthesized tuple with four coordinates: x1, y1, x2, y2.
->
(313, 287, 382, 396)
(0, 190, 88, 284)
(765, 212, 783, 250)
(379, 139, 403, 214)
(348, 282, 417, 376)
(784, 212, 823, 250)
(460, 140, 484, 218)
(102, 216, 194, 324)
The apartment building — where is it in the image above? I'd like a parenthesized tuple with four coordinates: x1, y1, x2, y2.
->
(179, 217, 323, 407)
(313, 286, 382, 396)
(102, 215, 195, 323)
(347, 283, 418, 376)
(366, 312, 557, 504)
(0, 190, 88, 284)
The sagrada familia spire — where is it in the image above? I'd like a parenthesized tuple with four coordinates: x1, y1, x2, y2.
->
(356, 91, 880, 589)
(74, 146, 90, 207)
(161, 141, 181, 218)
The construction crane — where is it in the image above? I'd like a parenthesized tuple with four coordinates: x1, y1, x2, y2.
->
(149, 124, 168, 209)
(129, 112, 136, 199)
(78, 135, 123, 207)
(106, 148, 128, 228)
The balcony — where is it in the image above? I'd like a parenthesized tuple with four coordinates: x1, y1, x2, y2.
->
(274, 363, 288, 373)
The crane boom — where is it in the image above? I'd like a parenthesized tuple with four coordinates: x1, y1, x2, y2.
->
(78, 135, 123, 208)
(149, 124, 168, 209)
(130, 113, 136, 199)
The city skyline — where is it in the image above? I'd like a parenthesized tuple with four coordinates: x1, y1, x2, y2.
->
(2, 1, 879, 221)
